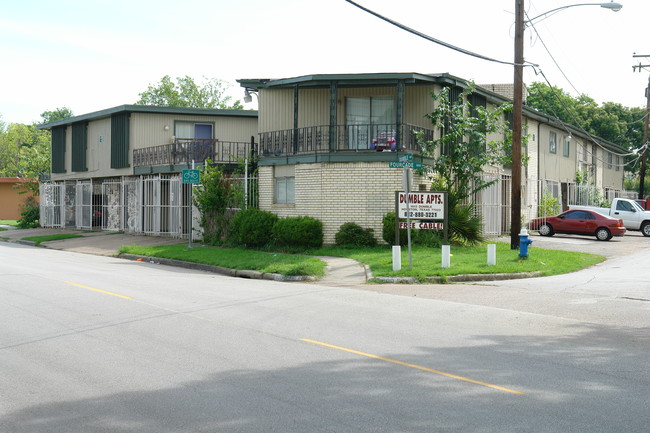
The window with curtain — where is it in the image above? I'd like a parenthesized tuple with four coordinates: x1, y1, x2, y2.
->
(563, 137, 570, 157)
(345, 97, 395, 150)
(274, 165, 295, 205)
(549, 131, 557, 154)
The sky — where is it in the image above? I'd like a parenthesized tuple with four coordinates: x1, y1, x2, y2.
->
(1, 0, 648, 125)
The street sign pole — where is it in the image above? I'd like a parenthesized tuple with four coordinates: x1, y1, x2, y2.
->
(405, 168, 413, 269)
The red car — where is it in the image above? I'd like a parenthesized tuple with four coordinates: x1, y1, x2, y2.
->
(528, 209, 626, 241)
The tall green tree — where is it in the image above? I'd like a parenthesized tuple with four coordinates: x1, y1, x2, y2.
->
(0, 122, 51, 194)
(136, 75, 243, 110)
(40, 107, 74, 124)
(526, 82, 642, 151)
(417, 84, 514, 245)
(419, 84, 514, 200)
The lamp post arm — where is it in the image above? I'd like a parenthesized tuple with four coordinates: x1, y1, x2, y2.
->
(525, 2, 622, 26)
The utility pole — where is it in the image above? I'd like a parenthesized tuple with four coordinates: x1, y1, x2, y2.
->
(511, 0, 524, 249)
(633, 54, 650, 199)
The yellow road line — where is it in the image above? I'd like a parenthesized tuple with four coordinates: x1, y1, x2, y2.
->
(300, 338, 524, 395)
(63, 281, 133, 300)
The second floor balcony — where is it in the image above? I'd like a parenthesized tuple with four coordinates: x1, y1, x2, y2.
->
(133, 139, 253, 169)
(258, 123, 434, 158)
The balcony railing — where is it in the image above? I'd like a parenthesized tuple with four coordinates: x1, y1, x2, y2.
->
(133, 139, 252, 168)
(258, 123, 434, 157)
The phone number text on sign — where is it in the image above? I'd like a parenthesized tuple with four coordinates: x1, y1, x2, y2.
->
(397, 192, 445, 219)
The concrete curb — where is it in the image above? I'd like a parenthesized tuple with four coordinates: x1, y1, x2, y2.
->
(370, 271, 544, 284)
(118, 254, 316, 282)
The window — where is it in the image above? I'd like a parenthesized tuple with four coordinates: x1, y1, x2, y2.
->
(616, 200, 633, 212)
(346, 97, 395, 150)
(51, 126, 66, 173)
(175, 122, 214, 163)
(563, 137, 570, 157)
(608, 152, 613, 169)
(274, 165, 295, 205)
(616, 155, 620, 171)
(549, 131, 557, 154)
(175, 122, 213, 139)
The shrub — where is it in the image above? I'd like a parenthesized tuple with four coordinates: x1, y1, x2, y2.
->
(382, 212, 407, 245)
(17, 197, 40, 229)
(335, 222, 377, 247)
(382, 212, 443, 247)
(228, 208, 278, 248)
(272, 216, 323, 249)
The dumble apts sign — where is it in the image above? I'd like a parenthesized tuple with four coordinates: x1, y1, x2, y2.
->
(394, 191, 448, 244)
(397, 192, 445, 219)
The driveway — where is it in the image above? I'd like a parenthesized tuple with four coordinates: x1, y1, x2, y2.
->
(356, 231, 650, 329)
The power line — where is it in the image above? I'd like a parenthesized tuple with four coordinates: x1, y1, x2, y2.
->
(343, 0, 522, 67)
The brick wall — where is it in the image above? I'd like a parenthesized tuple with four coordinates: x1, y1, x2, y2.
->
(260, 162, 431, 244)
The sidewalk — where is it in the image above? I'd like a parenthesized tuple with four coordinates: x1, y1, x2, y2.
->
(0, 227, 368, 285)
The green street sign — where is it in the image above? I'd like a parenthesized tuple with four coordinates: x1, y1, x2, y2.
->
(398, 153, 413, 162)
(388, 161, 422, 169)
(182, 169, 201, 184)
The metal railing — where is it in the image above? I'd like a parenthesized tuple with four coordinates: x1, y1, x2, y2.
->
(133, 139, 252, 168)
(258, 123, 434, 157)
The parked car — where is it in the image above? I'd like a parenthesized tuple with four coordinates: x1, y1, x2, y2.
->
(567, 198, 650, 236)
(634, 198, 650, 210)
(528, 209, 626, 241)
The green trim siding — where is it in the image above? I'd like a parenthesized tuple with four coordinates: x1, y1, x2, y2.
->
(51, 126, 66, 173)
(111, 112, 130, 169)
(71, 122, 88, 172)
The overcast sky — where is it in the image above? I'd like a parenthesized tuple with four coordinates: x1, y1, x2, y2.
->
(1, 0, 647, 125)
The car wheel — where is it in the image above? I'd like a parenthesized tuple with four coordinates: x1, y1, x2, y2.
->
(538, 223, 554, 236)
(641, 221, 650, 237)
(596, 227, 612, 241)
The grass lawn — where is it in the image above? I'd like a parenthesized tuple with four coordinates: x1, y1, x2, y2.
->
(21, 233, 85, 246)
(119, 244, 327, 277)
(0, 220, 18, 231)
(309, 242, 604, 281)
(120, 241, 603, 281)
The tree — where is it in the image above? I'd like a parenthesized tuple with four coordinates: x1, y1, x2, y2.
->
(40, 107, 74, 124)
(417, 84, 514, 245)
(0, 122, 51, 195)
(136, 75, 243, 110)
(418, 84, 514, 200)
(526, 82, 642, 152)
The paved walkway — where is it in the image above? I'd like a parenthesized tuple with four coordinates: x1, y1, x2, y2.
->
(0, 227, 368, 284)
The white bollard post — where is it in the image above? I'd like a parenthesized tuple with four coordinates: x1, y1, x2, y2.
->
(392, 246, 402, 271)
(487, 243, 496, 266)
(441, 244, 450, 268)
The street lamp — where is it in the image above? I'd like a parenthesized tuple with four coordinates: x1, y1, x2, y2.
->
(510, 0, 622, 249)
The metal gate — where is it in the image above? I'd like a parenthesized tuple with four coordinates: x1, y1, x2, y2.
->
(75, 180, 93, 229)
(39, 182, 64, 228)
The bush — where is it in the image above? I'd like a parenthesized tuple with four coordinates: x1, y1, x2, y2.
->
(382, 212, 407, 245)
(335, 222, 377, 247)
(228, 208, 278, 248)
(17, 197, 40, 229)
(272, 216, 323, 249)
(382, 212, 443, 247)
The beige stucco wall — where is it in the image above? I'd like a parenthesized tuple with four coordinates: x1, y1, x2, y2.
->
(50, 112, 258, 182)
(259, 84, 443, 134)
(130, 113, 257, 149)
(259, 162, 432, 245)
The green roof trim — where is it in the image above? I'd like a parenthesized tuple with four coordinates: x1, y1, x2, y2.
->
(38, 104, 258, 130)
(238, 72, 626, 154)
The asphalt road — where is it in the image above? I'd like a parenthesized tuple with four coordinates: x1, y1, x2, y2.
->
(1, 241, 648, 432)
